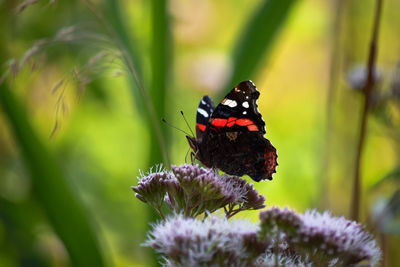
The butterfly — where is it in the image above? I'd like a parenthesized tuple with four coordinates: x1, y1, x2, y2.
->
(186, 80, 277, 182)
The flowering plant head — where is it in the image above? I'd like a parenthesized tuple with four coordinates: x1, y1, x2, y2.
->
(132, 164, 266, 219)
(259, 207, 381, 266)
(132, 165, 381, 266)
(146, 214, 268, 267)
(147, 208, 381, 266)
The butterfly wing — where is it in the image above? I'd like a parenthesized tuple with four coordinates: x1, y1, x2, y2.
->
(195, 95, 215, 140)
(203, 80, 277, 181)
(209, 80, 266, 134)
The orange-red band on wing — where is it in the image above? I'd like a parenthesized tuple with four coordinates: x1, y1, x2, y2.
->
(196, 123, 206, 132)
(236, 118, 259, 131)
(236, 119, 253, 126)
(211, 117, 259, 131)
(247, 125, 259, 131)
(226, 117, 237, 127)
(211, 118, 227, 127)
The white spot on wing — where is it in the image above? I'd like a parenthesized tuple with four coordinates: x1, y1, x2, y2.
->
(228, 100, 237, 107)
(223, 99, 237, 108)
(242, 101, 249, 108)
(223, 99, 232, 105)
(242, 111, 247, 115)
(197, 108, 209, 118)
(246, 96, 249, 99)
(201, 99, 206, 105)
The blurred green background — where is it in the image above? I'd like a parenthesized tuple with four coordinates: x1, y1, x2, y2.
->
(0, 0, 399, 266)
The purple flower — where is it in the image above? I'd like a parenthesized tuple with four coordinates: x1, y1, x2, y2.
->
(259, 207, 381, 266)
(296, 210, 381, 266)
(170, 164, 245, 217)
(132, 169, 169, 205)
(223, 178, 267, 218)
(131, 166, 176, 219)
(146, 214, 267, 266)
(132, 164, 266, 219)
(259, 207, 302, 238)
(254, 252, 309, 267)
(241, 183, 267, 210)
(144, 206, 381, 266)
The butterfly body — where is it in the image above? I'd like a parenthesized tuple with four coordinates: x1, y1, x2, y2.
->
(186, 80, 277, 182)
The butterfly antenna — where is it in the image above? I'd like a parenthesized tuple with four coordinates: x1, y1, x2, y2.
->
(161, 118, 192, 136)
(180, 110, 195, 137)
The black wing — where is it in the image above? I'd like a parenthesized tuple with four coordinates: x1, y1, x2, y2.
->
(195, 95, 215, 140)
(210, 80, 266, 134)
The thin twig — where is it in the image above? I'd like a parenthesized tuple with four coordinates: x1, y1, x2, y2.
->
(350, 0, 384, 221)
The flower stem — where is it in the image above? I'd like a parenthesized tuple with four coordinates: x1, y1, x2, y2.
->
(226, 208, 242, 219)
(350, 0, 384, 221)
(274, 231, 279, 267)
(156, 205, 166, 220)
(184, 196, 191, 217)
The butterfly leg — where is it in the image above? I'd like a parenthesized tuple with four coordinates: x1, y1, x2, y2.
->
(211, 167, 219, 176)
(184, 148, 191, 164)
(190, 151, 197, 164)
(185, 149, 198, 165)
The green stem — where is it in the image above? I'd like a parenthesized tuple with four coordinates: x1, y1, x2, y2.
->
(155, 206, 166, 220)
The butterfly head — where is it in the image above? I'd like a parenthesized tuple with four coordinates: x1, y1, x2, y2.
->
(186, 135, 198, 154)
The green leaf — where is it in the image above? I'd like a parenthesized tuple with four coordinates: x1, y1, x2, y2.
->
(0, 82, 105, 267)
(221, 0, 299, 97)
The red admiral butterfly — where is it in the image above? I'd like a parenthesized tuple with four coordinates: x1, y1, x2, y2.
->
(186, 80, 278, 182)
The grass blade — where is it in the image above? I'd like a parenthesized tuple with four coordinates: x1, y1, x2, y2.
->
(99, 0, 169, 165)
(100, 1, 172, 265)
(221, 0, 298, 97)
(0, 81, 105, 267)
(149, 0, 171, 165)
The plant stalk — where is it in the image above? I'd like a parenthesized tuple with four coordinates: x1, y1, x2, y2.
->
(350, 0, 383, 221)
